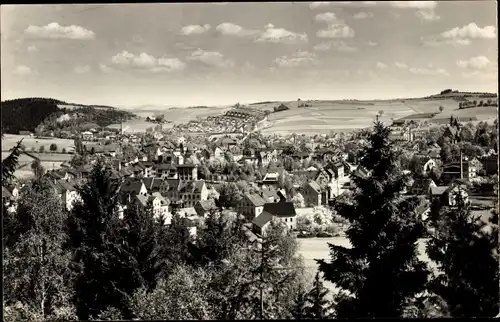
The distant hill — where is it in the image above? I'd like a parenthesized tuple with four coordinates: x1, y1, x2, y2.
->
(1, 97, 135, 134)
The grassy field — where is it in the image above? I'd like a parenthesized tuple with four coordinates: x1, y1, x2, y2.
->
(254, 99, 463, 135)
(2, 134, 75, 153)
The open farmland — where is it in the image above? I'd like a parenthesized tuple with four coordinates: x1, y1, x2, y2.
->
(254, 98, 497, 135)
(2, 134, 75, 153)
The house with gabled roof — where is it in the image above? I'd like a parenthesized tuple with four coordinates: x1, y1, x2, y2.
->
(194, 199, 219, 218)
(50, 179, 81, 211)
(410, 178, 437, 195)
(120, 179, 148, 204)
(252, 201, 297, 235)
(238, 192, 267, 220)
(302, 180, 323, 207)
(430, 184, 469, 207)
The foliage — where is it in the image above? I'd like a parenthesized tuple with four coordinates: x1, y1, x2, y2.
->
(131, 265, 213, 320)
(292, 193, 305, 208)
(426, 197, 499, 317)
(305, 273, 332, 319)
(2, 139, 24, 186)
(3, 179, 76, 320)
(317, 121, 429, 318)
(218, 182, 242, 208)
(66, 161, 132, 319)
(49, 143, 58, 151)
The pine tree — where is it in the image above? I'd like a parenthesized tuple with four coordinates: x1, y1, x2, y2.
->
(426, 192, 499, 317)
(317, 121, 429, 318)
(119, 200, 167, 293)
(292, 284, 308, 319)
(66, 160, 132, 319)
(2, 139, 23, 187)
(305, 272, 331, 319)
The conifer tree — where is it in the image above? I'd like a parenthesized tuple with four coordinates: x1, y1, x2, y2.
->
(291, 284, 308, 320)
(2, 139, 23, 187)
(426, 192, 499, 317)
(66, 161, 133, 319)
(305, 272, 331, 319)
(317, 121, 429, 318)
(119, 200, 167, 293)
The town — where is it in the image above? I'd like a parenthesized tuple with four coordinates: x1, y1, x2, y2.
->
(2, 2, 498, 320)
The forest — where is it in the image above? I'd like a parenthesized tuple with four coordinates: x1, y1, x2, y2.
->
(1, 97, 135, 134)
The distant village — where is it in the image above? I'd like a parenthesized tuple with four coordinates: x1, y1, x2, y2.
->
(3, 104, 498, 239)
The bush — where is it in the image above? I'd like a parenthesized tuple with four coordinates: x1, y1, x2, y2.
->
(62, 148, 66, 153)
(39, 145, 45, 153)
(49, 143, 58, 152)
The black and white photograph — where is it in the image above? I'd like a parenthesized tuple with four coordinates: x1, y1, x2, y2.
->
(1, 1, 499, 320)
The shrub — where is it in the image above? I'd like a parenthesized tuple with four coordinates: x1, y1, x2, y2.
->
(39, 145, 45, 153)
(49, 143, 58, 152)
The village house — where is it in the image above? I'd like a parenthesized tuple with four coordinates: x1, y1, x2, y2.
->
(238, 192, 266, 220)
(252, 201, 297, 235)
(302, 181, 324, 207)
(120, 179, 148, 204)
(134, 192, 170, 221)
(177, 164, 199, 181)
(161, 179, 208, 208)
(194, 199, 219, 217)
(412, 154, 437, 176)
(410, 178, 437, 195)
(441, 160, 477, 184)
(430, 184, 469, 207)
(50, 179, 81, 211)
(81, 131, 93, 141)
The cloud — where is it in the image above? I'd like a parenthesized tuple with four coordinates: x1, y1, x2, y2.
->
(27, 45, 38, 52)
(256, 24, 308, 44)
(180, 24, 211, 35)
(394, 62, 408, 69)
(314, 40, 358, 52)
(390, 1, 437, 10)
(441, 23, 496, 40)
(416, 9, 440, 21)
(24, 22, 95, 40)
(353, 11, 374, 19)
(309, 2, 334, 9)
(376, 62, 388, 69)
(388, 1, 439, 22)
(186, 48, 234, 68)
(456, 56, 492, 70)
(423, 23, 496, 47)
(99, 64, 114, 73)
(74, 65, 91, 74)
(273, 50, 318, 68)
(315, 12, 339, 24)
(317, 24, 355, 38)
(110, 51, 186, 72)
(409, 67, 449, 76)
(215, 22, 258, 37)
(13, 65, 34, 75)
(367, 41, 377, 46)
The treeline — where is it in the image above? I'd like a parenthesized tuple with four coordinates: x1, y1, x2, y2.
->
(1, 97, 135, 134)
(459, 99, 498, 109)
(2, 122, 498, 320)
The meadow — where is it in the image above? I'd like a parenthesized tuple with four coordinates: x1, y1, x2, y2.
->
(255, 98, 497, 135)
(2, 134, 75, 153)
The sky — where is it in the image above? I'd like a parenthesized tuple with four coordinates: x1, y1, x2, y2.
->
(1, 1, 497, 107)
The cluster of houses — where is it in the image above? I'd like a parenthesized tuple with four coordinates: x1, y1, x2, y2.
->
(173, 107, 267, 135)
(3, 111, 498, 240)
